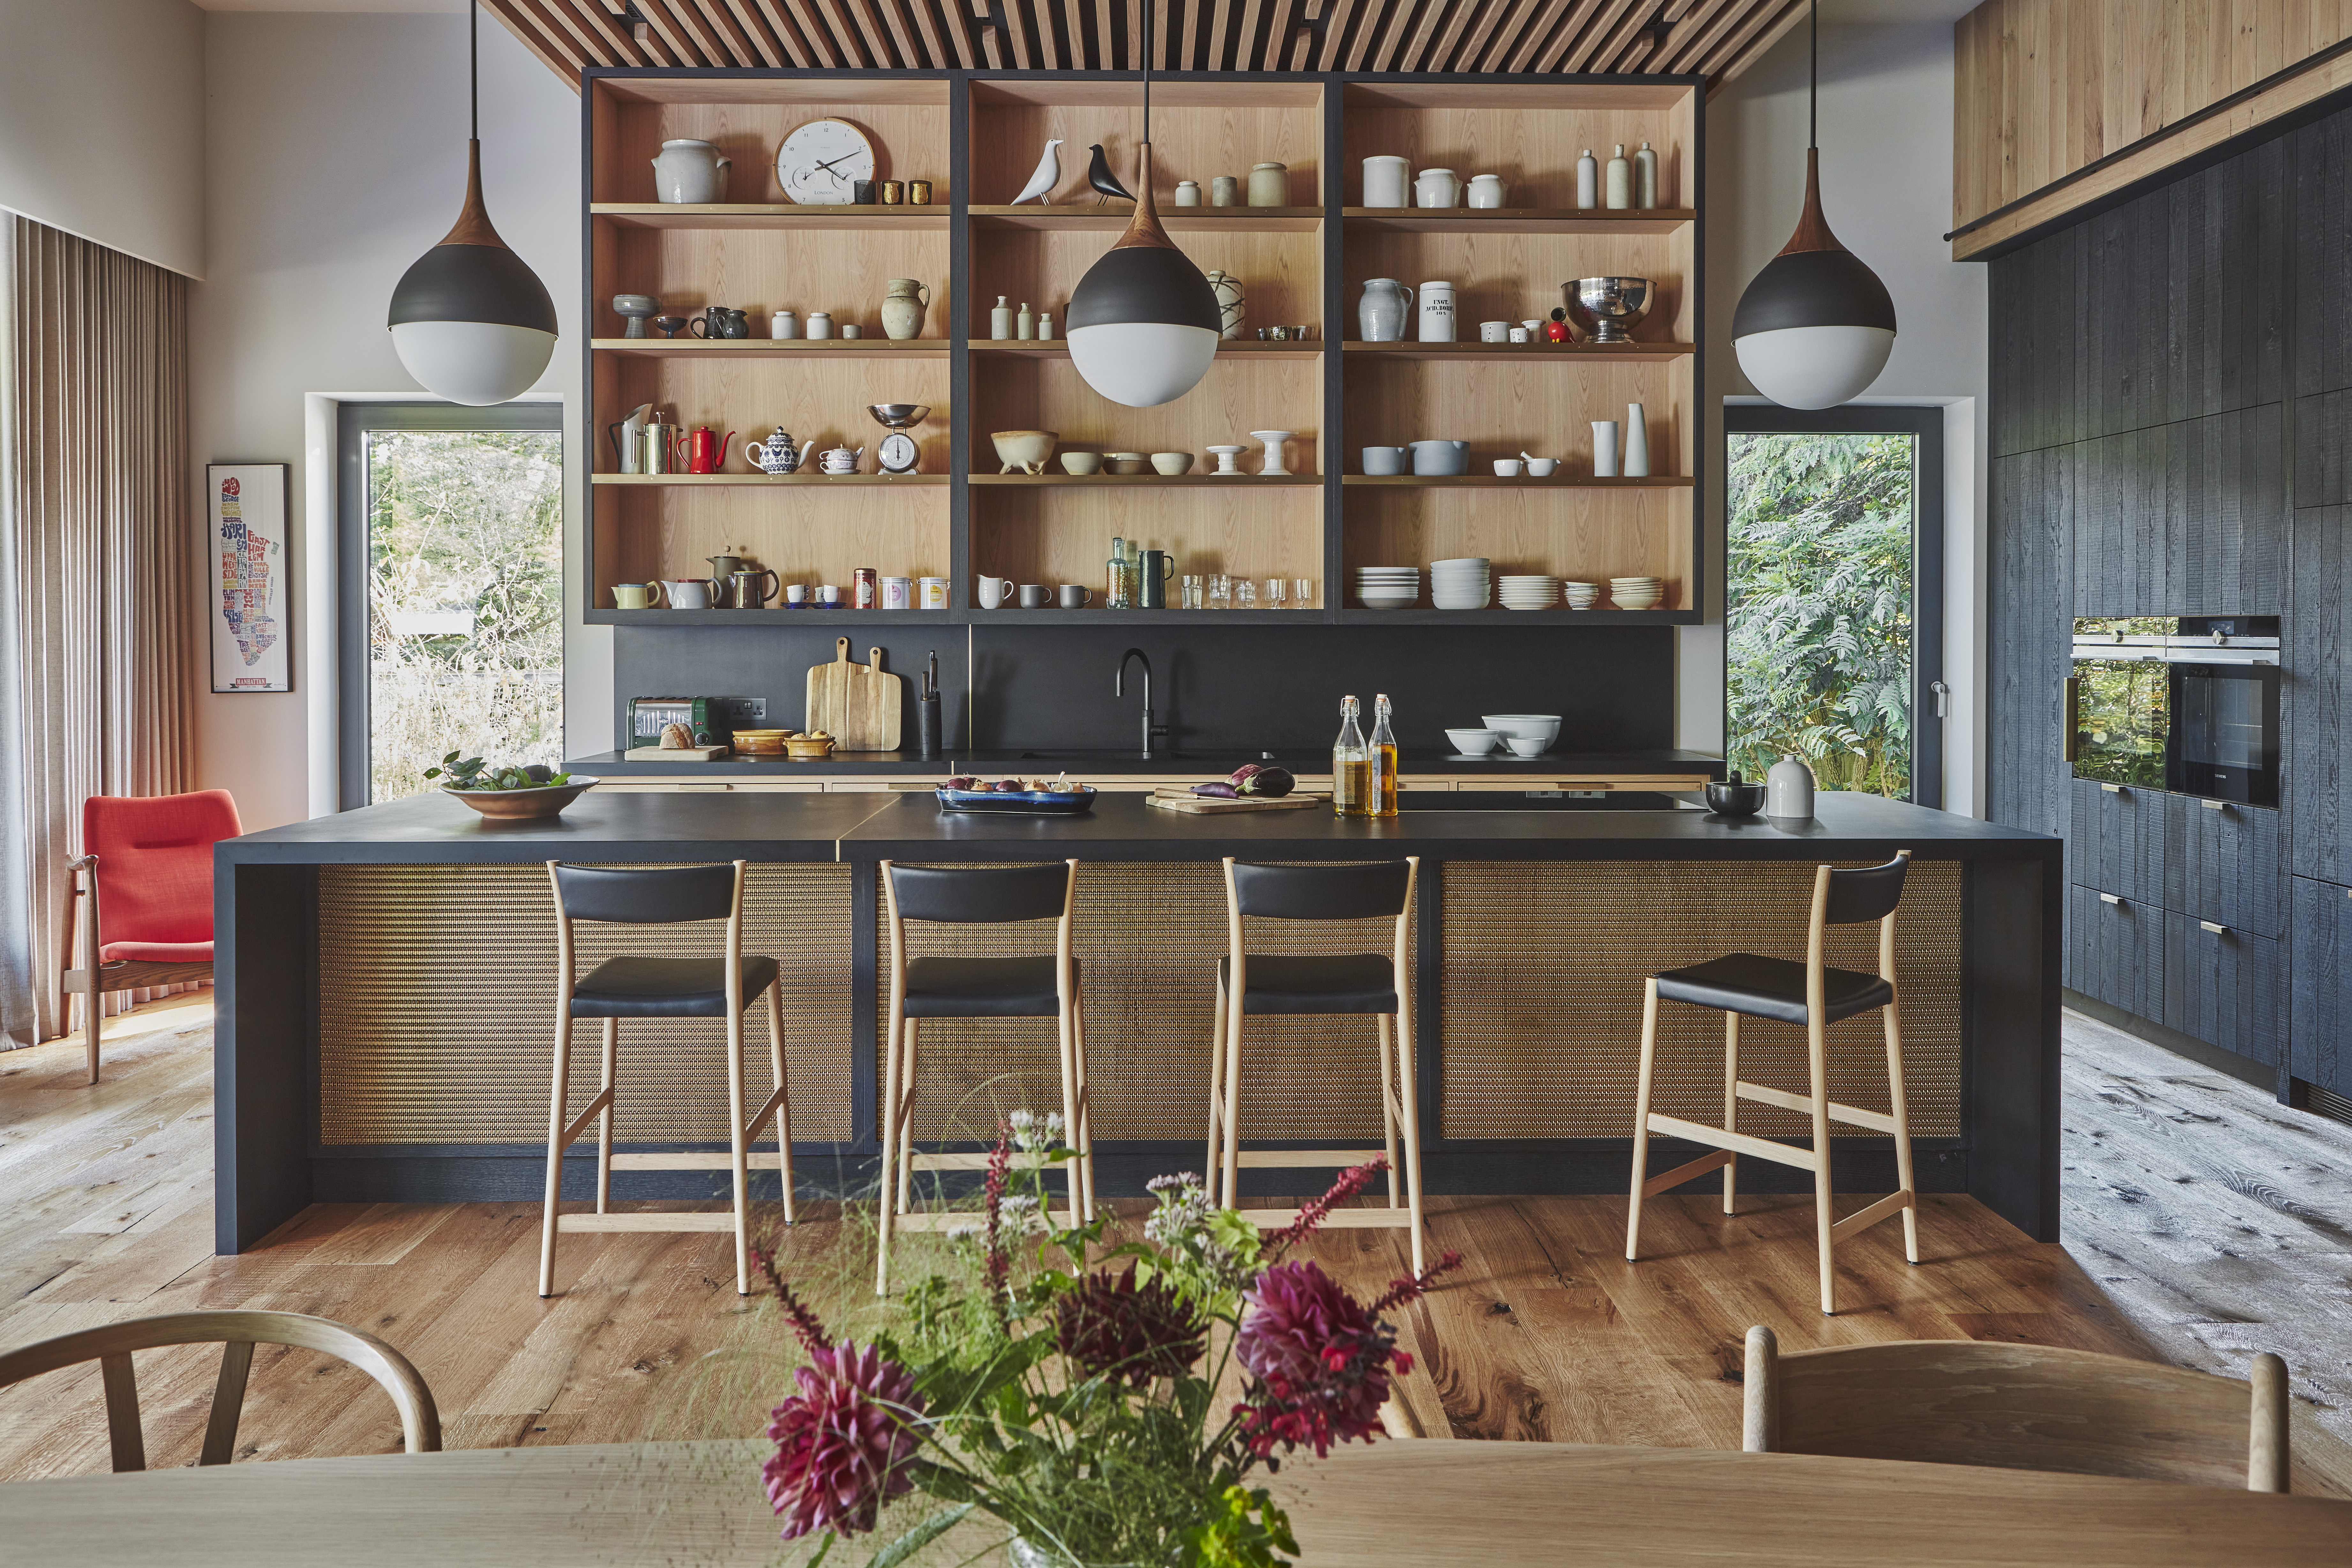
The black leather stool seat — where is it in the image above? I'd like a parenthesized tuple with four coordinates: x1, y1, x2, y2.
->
(904, 955, 1076, 1017)
(1219, 953, 1398, 1015)
(1653, 953, 1892, 1026)
(569, 955, 780, 1019)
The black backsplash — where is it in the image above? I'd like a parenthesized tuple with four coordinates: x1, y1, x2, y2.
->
(610, 624, 1675, 755)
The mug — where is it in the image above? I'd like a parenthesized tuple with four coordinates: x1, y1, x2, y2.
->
(659, 578, 713, 610)
(919, 576, 949, 610)
(1137, 549, 1175, 609)
(882, 575, 913, 610)
(1019, 584, 1051, 609)
(817, 583, 842, 607)
(1058, 584, 1092, 609)
(1480, 320, 1510, 342)
(976, 575, 1015, 608)
(612, 583, 653, 609)
(785, 583, 809, 606)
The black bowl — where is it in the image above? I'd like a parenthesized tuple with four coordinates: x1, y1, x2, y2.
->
(1705, 780, 1767, 817)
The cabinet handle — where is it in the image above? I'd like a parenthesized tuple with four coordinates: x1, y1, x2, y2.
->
(2201, 798, 2229, 811)
(2200, 920, 2227, 935)
(2098, 892, 2123, 905)
(2101, 783, 2125, 794)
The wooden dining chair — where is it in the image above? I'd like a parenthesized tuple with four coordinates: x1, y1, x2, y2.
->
(1740, 1326, 2290, 1491)
(0, 1309, 441, 1472)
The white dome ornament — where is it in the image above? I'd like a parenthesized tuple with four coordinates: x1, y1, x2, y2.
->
(1731, 0, 1895, 410)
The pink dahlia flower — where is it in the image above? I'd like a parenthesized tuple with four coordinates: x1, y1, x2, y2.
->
(1235, 1261, 1394, 1458)
(762, 1341, 924, 1538)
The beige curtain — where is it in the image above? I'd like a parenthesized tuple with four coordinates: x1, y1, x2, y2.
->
(4, 214, 195, 1045)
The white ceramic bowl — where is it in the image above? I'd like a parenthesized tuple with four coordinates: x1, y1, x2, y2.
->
(1484, 714, 1562, 747)
(1446, 727, 1502, 754)
(1358, 592, 1418, 609)
(1505, 736, 1549, 757)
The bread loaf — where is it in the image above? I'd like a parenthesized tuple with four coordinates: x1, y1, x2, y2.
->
(659, 721, 695, 749)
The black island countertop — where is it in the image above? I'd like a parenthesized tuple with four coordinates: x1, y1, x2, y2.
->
(558, 746, 1728, 780)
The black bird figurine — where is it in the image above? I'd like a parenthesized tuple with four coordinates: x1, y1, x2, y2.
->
(1086, 144, 1134, 206)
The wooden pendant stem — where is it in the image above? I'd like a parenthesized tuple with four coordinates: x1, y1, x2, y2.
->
(438, 140, 508, 249)
(1776, 148, 1843, 257)
(1110, 144, 1175, 252)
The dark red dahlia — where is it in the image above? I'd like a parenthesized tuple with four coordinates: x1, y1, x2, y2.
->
(761, 1341, 924, 1539)
(1233, 1260, 1396, 1459)
(1054, 1263, 1207, 1385)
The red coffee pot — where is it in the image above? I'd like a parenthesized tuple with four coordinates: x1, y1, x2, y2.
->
(681, 424, 735, 475)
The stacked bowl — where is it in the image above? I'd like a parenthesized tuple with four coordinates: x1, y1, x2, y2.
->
(1563, 580, 1600, 610)
(1355, 566, 1420, 609)
(1430, 557, 1492, 611)
(1611, 575, 1664, 610)
(1499, 574, 1560, 610)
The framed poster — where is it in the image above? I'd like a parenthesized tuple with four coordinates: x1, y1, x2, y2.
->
(207, 463, 291, 694)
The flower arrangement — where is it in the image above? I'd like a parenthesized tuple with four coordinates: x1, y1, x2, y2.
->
(754, 1124, 1460, 1567)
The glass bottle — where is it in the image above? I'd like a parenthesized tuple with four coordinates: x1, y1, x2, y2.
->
(1370, 693, 1400, 818)
(1332, 696, 1372, 818)
(1105, 536, 1132, 608)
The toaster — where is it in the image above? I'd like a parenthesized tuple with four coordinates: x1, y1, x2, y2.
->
(627, 696, 731, 748)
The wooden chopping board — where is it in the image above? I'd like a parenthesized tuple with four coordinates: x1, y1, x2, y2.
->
(1147, 788, 1331, 814)
(805, 639, 903, 752)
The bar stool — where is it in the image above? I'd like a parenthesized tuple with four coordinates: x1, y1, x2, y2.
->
(1625, 851, 1919, 1316)
(537, 860, 793, 1300)
(1208, 856, 1424, 1274)
(875, 859, 1091, 1296)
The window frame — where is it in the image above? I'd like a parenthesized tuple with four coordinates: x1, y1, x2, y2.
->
(1721, 403, 1947, 809)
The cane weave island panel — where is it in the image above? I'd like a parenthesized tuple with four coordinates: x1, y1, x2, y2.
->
(878, 863, 1417, 1146)
(318, 864, 854, 1144)
(1440, 860, 1962, 1140)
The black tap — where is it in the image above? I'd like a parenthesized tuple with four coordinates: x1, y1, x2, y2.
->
(1116, 648, 1170, 758)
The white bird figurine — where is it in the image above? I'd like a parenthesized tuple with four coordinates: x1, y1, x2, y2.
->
(1011, 138, 1063, 206)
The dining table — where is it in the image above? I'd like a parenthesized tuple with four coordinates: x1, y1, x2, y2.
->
(9, 1436, 2350, 1565)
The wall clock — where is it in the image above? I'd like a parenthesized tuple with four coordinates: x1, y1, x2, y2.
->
(776, 118, 875, 205)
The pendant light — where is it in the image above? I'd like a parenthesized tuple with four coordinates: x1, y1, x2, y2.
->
(1065, 7, 1220, 407)
(387, 0, 558, 406)
(1732, 0, 1896, 410)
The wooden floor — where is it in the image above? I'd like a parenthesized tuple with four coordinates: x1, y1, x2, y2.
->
(2, 995, 2348, 1493)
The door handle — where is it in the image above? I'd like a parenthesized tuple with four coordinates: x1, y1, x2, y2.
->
(2098, 892, 2123, 905)
(2200, 920, 2228, 934)
(1930, 679, 1950, 718)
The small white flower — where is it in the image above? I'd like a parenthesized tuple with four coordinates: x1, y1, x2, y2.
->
(1007, 1108, 1066, 1153)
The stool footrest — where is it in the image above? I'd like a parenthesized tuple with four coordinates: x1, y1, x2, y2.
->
(907, 1151, 1060, 1171)
(1830, 1189, 1915, 1240)
(1645, 1113, 1820, 1172)
(887, 1208, 1076, 1232)
(1735, 1080, 1897, 1134)
(607, 1152, 787, 1170)
(557, 1212, 736, 1233)
(1232, 1150, 1388, 1168)
(1641, 1149, 1734, 1197)
(1230, 1207, 1416, 1230)
(558, 1088, 615, 1150)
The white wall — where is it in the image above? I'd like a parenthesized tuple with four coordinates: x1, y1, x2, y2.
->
(1700, 8, 1991, 815)
(189, 11, 593, 830)
(0, 0, 207, 277)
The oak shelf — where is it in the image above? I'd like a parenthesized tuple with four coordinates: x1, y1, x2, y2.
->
(592, 473, 951, 486)
(969, 473, 1320, 486)
(1334, 607, 1700, 625)
(1341, 207, 1695, 233)
(588, 608, 958, 626)
(591, 338, 948, 358)
(1340, 475, 1692, 489)
(591, 203, 952, 230)
(969, 205, 1325, 232)
(968, 339, 1324, 358)
(1341, 341, 1694, 361)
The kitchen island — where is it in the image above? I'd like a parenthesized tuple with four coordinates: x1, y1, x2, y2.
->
(214, 790, 2058, 1253)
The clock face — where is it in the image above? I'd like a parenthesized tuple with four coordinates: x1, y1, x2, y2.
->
(776, 118, 875, 205)
(878, 432, 920, 473)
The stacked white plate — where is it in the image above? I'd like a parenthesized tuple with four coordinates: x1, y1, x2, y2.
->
(1429, 556, 1491, 611)
(1355, 566, 1420, 609)
(1611, 575, 1664, 610)
(1498, 574, 1560, 610)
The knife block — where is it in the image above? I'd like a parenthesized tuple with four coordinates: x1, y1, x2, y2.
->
(916, 694, 942, 760)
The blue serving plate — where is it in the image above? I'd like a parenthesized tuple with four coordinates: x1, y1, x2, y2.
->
(935, 785, 1097, 815)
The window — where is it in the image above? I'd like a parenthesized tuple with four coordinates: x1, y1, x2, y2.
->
(1723, 406, 1944, 807)
(337, 403, 564, 808)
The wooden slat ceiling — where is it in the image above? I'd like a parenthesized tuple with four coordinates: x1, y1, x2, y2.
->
(481, 0, 1808, 90)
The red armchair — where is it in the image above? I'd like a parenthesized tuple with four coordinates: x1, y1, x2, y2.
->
(61, 790, 242, 1083)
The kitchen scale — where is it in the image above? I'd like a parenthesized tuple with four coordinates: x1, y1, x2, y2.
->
(866, 403, 930, 475)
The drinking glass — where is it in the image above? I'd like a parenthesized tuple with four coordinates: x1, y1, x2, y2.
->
(1292, 578, 1315, 607)
(1236, 579, 1257, 609)
(1263, 578, 1287, 607)
(1208, 574, 1232, 610)
(1181, 574, 1205, 609)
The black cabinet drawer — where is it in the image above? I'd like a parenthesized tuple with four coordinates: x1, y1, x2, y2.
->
(2070, 779, 2168, 906)
(2069, 883, 2164, 1023)
(2163, 912, 2284, 1067)
(2291, 877, 2352, 1094)
(2167, 797, 2283, 936)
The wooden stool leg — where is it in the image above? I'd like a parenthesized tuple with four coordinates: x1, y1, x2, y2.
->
(1392, 997, 1426, 1277)
(875, 998, 906, 1296)
(1806, 1012, 1837, 1316)
(1205, 978, 1228, 1193)
(1220, 989, 1244, 1211)
(1071, 976, 1095, 1222)
(1883, 1001, 1920, 1264)
(1055, 978, 1082, 1227)
(1722, 1013, 1740, 1216)
(1377, 1014, 1401, 1209)
(85, 982, 103, 1086)
(897, 1019, 921, 1216)
(768, 978, 795, 1226)
(1625, 977, 1660, 1262)
(596, 1019, 618, 1214)
(538, 1011, 577, 1298)
(726, 1006, 751, 1296)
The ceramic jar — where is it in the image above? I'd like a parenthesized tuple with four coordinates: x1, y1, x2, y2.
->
(1414, 167, 1460, 208)
(1247, 161, 1288, 206)
(1211, 175, 1239, 206)
(650, 139, 730, 204)
(1767, 753, 1817, 821)
(770, 309, 799, 340)
(1174, 179, 1201, 206)
(1416, 280, 1456, 343)
(1358, 278, 1415, 343)
(1468, 173, 1507, 209)
(806, 310, 834, 339)
(880, 278, 931, 341)
(1362, 155, 1410, 208)
(1206, 270, 1246, 340)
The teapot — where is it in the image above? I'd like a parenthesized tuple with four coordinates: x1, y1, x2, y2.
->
(744, 427, 800, 475)
(681, 424, 735, 475)
(606, 401, 654, 474)
(657, 578, 718, 610)
(816, 443, 862, 475)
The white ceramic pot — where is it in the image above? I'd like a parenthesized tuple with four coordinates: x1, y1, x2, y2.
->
(1206, 270, 1246, 341)
(1414, 168, 1460, 208)
(1767, 753, 1817, 821)
(650, 139, 730, 204)
(1416, 280, 1456, 343)
(1468, 174, 1507, 209)
(1247, 161, 1289, 206)
(1363, 155, 1411, 208)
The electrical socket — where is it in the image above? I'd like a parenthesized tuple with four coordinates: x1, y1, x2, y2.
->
(715, 697, 766, 723)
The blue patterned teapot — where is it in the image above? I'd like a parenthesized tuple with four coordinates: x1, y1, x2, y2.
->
(742, 427, 800, 476)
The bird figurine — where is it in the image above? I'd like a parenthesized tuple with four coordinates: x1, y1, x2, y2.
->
(1011, 138, 1062, 206)
(1086, 144, 1134, 206)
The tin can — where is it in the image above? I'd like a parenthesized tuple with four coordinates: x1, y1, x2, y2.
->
(879, 180, 904, 205)
(852, 567, 878, 609)
(908, 180, 933, 206)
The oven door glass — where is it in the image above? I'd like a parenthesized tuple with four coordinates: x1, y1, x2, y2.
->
(2070, 658, 2169, 788)
(2172, 663, 2279, 806)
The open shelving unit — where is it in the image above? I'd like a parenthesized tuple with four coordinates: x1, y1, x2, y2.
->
(584, 69, 1702, 626)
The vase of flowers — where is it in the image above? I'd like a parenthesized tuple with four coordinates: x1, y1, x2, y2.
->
(752, 1122, 1459, 1567)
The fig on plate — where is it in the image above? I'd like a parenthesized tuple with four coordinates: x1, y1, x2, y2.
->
(944, 776, 978, 790)
(994, 779, 1024, 792)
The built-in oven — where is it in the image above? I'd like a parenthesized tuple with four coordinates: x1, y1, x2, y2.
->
(2067, 617, 2281, 806)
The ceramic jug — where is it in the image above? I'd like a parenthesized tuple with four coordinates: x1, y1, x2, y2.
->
(1362, 155, 1410, 208)
(1408, 439, 1469, 476)
(658, 578, 716, 610)
(743, 428, 800, 475)
(651, 139, 729, 204)
(1416, 280, 1456, 343)
(1415, 167, 1460, 208)
(1205, 270, 1246, 340)
(1358, 278, 1414, 343)
(880, 279, 931, 341)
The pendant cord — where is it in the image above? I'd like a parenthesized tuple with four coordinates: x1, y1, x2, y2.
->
(1141, 2, 1152, 142)
(470, 0, 479, 143)
(1808, 0, 1817, 152)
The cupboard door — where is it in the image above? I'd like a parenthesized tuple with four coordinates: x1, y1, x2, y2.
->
(2068, 883, 2165, 1024)
(2168, 799, 2283, 936)
(2164, 912, 2285, 1067)
(2290, 877, 2352, 1094)
(2070, 778, 2170, 907)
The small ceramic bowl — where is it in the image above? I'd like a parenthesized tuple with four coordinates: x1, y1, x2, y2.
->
(1493, 459, 1523, 477)
(1505, 736, 1549, 758)
(1445, 727, 1502, 755)
(785, 736, 835, 759)
(991, 429, 1058, 474)
(1705, 779, 1767, 817)
(1060, 452, 1104, 475)
(1525, 458, 1558, 477)
(732, 728, 788, 755)
(1151, 452, 1195, 476)
(1105, 452, 1151, 475)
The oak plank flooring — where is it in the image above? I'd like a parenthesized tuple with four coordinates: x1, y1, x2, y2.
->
(2, 999, 2348, 1497)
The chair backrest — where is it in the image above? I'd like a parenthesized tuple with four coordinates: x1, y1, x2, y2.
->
(0, 1309, 441, 1472)
(550, 862, 737, 924)
(1820, 852, 1911, 926)
(1230, 859, 1414, 921)
(886, 862, 1072, 924)
(1741, 1326, 2288, 1492)
(82, 790, 242, 945)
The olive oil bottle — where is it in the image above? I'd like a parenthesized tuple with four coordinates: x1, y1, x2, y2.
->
(1370, 693, 1400, 817)
(1332, 695, 1372, 817)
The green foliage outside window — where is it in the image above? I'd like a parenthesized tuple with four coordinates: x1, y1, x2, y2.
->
(1726, 432, 1916, 798)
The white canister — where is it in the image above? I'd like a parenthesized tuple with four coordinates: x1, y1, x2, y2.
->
(1414, 168, 1460, 209)
(1467, 174, 1507, 209)
(1591, 420, 1620, 477)
(1416, 280, 1456, 343)
(881, 575, 913, 611)
(770, 309, 799, 340)
(806, 311, 834, 340)
(919, 576, 949, 610)
(1624, 402, 1651, 478)
(1767, 753, 1817, 821)
(1174, 180, 1201, 206)
(1362, 155, 1411, 208)
(650, 139, 730, 204)
(1479, 320, 1509, 342)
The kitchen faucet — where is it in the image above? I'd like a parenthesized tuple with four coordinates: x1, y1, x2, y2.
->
(1116, 648, 1170, 758)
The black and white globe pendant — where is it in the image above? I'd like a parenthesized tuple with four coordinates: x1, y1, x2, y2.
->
(1732, 156, 1896, 410)
(389, 139, 558, 406)
(1066, 146, 1220, 408)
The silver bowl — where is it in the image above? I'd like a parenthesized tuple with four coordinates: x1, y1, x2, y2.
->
(1562, 276, 1651, 343)
(867, 403, 932, 431)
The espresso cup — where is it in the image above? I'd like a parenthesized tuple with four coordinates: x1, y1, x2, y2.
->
(612, 583, 652, 609)
(1479, 320, 1510, 342)
(976, 575, 1015, 608)
(1059, 584, 1092, 609)
(784, 584, 808, 606)
(1019, 584, 1051, 609)
(817, 583, 842, 607)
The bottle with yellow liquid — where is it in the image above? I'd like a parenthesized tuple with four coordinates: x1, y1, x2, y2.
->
(1332, 695, 1372, 817)
(1370, 693, 1400, 817)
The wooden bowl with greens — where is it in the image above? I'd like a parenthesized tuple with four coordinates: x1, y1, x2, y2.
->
(425, 753, 598, 820)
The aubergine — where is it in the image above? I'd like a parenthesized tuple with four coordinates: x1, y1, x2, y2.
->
(1231, 763, 1295, 797)
(1193, 781, 1241, 798)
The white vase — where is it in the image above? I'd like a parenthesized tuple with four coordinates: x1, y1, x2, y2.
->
(1416, 280, 1455, 343)
(1624, 403, 1650, 477)
(1577, 149, 1599, 209)
(650, 139, 729, 204)
(1605, 144, 1632, 210)
(1767, 753, 1816, 821)
(1591, 421, 1620, 477)
(1363, 155, 1410, 208)
(1206, 270, 1246, 341)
